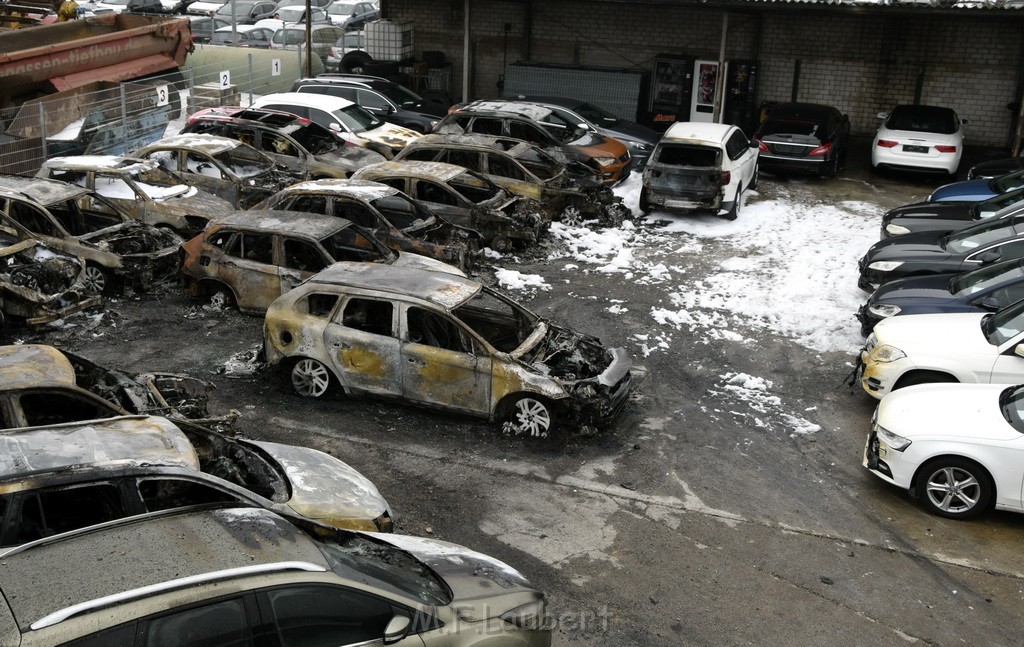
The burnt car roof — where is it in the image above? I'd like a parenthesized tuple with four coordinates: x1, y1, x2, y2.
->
(278, 178, 399, 202)
(139, 134, 247, 155)
(41, 156, 159, 175)
(212, 209, 352, 237)
(308, 261, 480, 308)
(458, 100, 553, 122)
(0, 415, 200, 477)
(0, 344, 77, 390)
(0, 175, 91, 206)
(405, 134, 539, 158)
(355, 160, 466, 183)
(189, 106, 312, 132)
(763, 102, 839, 121)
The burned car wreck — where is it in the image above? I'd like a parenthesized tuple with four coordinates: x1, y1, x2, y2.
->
(263, 263, 633, 439)
(352, 160, 548, 252)
(0, 236, 101, 337)
(394, 133, 629, 227)
(0, 176, 181, 294)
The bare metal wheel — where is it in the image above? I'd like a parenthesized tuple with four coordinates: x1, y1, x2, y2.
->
(290, 358, 332, 398)
(490, 235, 513, 253)
(81, 265, 107, 294)
(915, 458, 992, 520)
(560, 206, 582, 227)
(502, 396, 554, 438)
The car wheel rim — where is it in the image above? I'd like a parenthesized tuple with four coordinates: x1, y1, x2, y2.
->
(291, 359, 330, 398)
(82, 266, 106, 293)
(506, 398, 551, 438)
(561, 206, 582, 227)
(925, 466, 980, 514)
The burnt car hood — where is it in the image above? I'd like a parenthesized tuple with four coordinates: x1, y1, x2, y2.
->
(316, 146, 388, 172)
(244, 439, 390, 529)
(391, 251, 465, 277)
(0, 239, 101, 324)
(369, 533, 542, 619)
(78, 221, 180, 258)
(156, 189, 234, 216)
(521, 323, 631, 386)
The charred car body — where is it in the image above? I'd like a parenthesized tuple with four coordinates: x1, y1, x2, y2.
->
(351, 160, 548, 252)
(0, 415, 395, 544)
(436, 99, 632, 185)
(179, 209, 464, 314)
(263, 262, 634, 439)
(36, 156, 234, 236)
(181, 106, 387, 180)
(394, 133, 627, 225)
(0, 236, 101, 337)
(133, 134, 300, 208)
(256, 179, 481, 271)
(0, 175, 180, 294)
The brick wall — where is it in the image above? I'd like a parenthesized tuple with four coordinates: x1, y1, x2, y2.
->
(384, 0, 1024, 147)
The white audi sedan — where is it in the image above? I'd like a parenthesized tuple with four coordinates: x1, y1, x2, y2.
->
(871, 104, 967, 176)
(865, 382, 1024, 519)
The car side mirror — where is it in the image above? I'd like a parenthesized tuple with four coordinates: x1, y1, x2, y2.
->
(876, 111, 889, 119)
(1015, 343, 1024, 359)
(749, 140, 759, 148)
(961, 118, 970, 126)
(329, 122, 342, 132)
(979, 296, 1001, 311)
(383, 616, 411, 644)
(978, 250, 1002, 264)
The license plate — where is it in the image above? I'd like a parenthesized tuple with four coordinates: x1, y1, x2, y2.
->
(902, 144, 929, 153)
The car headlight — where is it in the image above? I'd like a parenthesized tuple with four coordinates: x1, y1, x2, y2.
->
(867, 303, 901, 318)
(499, 600, 545, 630)
(884, 223, 910, 236)
(868, 260, 903, 272)
(593, 157, 616, 167)
(626, 140, 649, 152)
(877, 425, 912, 451)
(867, 344, 906, 363)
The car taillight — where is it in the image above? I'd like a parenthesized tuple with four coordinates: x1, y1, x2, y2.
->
(935, 145, 957, 153)
(756, 138, 768, 152)
(721, 171, 731, 185)
(876, 139, 898, 148)
(808, 142, 832, 156)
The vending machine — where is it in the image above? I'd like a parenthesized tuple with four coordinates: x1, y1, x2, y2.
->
(690, 60, 720, 123)
(647, 54, 693, 131)
(722, 60, 759, 135)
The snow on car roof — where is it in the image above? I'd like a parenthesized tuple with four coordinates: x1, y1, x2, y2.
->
(460, 100, 552, 121)
(0, 344, 76, 390)
(0, 416, 200, 476)
(663, 121, 736, 144)
(142, 133, 244, 154)
(213, 209, 350, 237)
(308, 262, 480, 308)
(282, 178, 398, 201)
(43, 156, 158, 175)
(407, 133, 535, 157)
(355, 160, 466, 183)
(0, 175, 91, 205)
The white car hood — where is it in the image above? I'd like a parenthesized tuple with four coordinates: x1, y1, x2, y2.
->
(878, 383, 1022, 442)
(873, 311, 992, 357)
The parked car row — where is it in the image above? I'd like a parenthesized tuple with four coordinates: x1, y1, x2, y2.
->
(852, 158, 1024, 521)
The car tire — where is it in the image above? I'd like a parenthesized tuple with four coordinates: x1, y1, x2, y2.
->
(501, 395, 556, 440)
(81, 264, 110, 294)
(724, 188, 741, 221)
(290, 357, 334, 398)
(915, 457, 993, 520)
(638, 188, 652, 214)
(749, 164, 759, 190)
(823, 155, 839, 179)
(490, 235, 513, 253)
(341, 51, 372, 74)
(894, 370, 957, 390)
(206, 284, 236, 311)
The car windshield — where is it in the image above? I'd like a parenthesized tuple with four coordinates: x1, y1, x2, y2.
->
(998, 384, 1024, 433)
(975, 189, 1024, 220)
(652, 144, 721, 167)
(368, 194, 430, 230)
(290, 121, 342, 155)
(453, 287, 538, 353)
(334, 104, 383, 133)
(449, 171, 501, 204)
(572, 101, 619, 126)
(372, 82, 422, 108)
(273, 27, 305, 45)
(277, 7, 305, 21)
(216, 2, 254, 15)
(318, 224, 394, 263)
(759, 119, 823, 144)
(213, 146, 275, 178)
(993, 169, 1024, 194)
(982, 297, 1024, 345)
(179, 425, 289, 502)
(885, 105, 959, 134)
(951, 260, 1024, 296)
(942, 217, 1017, 254)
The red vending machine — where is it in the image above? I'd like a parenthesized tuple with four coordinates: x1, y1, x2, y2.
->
(647, 54, 693, 131)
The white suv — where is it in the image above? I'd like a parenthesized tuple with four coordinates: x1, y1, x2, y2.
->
(640, 122, 759, 220)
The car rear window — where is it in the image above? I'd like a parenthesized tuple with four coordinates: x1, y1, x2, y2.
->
(886, 106, 959, 135)
(653, 144, 721, 167)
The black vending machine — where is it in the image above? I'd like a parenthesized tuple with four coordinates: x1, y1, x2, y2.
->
(722, 60, 759, 135)
(647, 54, 693, 132)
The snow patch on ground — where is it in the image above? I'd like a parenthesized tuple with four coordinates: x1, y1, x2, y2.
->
(713, 372, 822, 437)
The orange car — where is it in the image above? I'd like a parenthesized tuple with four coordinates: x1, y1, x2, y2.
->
(435, 99, 632, 185)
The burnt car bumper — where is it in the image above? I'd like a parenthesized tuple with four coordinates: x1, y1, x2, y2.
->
(22, 292, 102, 325)
(569, 347, 633, 426)
(120, 245, 181, 286)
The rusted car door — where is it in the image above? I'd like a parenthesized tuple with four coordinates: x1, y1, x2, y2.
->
(215, 231, 281, 311)
(322, 296, 402, 397)
(399, 304, 491, 414)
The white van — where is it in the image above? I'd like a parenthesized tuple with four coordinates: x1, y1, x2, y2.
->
(251, 92, 420, 158)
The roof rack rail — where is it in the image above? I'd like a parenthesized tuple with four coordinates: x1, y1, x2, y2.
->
(31, 561, 327, 631)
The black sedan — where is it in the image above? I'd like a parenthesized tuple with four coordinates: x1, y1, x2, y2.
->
(968, 150, 1024, 180)
(857, 258, 1024, 335)
(752, 102, 850, 177)
(880, 188, 1024, 238)
(858, 213, 1024, 292)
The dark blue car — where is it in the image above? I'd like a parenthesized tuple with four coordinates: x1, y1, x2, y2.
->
(929, 168, 1024, 202)
(857, 258, 1024, 335)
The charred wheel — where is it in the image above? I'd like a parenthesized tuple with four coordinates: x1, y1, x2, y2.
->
(502, 395, 556, 439)
(289, 358, 334, 398)
(81, 264, 109, 294)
